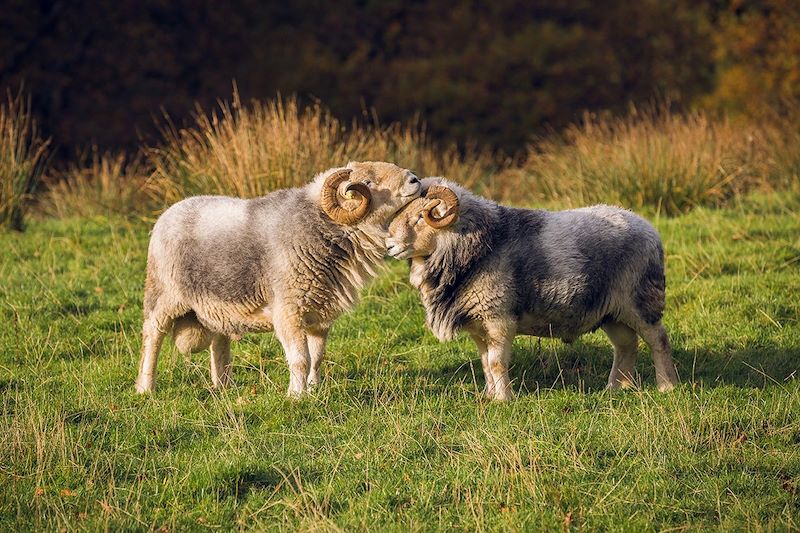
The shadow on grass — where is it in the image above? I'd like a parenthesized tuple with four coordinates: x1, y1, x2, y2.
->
(213, 468, 285, 502)
(392, 339, 800, 396)
(209, 465, 323, 503)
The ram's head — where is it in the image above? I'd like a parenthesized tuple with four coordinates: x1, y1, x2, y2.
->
(320, 161, 422, 225)
(385, 184, 460, 260)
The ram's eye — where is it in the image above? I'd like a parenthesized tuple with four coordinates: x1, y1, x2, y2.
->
(363, 180, 373, 187)
(416, 214, 424, 225)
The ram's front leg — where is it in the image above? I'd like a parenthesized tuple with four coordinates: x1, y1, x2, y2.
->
(274, 314, 310, 397)
(469, 331, 493, 399)
(485, 320, 516, 401)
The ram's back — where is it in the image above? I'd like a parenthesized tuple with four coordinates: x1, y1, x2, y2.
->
(500, 205, 665, 339)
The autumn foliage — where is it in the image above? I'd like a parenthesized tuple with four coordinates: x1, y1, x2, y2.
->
(3, 0, 798, 154)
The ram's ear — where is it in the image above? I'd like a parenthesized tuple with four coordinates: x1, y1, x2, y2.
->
(419, 177, 443, 195)
(423, 186, 459, 229)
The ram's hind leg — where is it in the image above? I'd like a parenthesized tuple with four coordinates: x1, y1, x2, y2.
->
(210, 334, 233, 388)
(135, 266, 173, 393)
(602, 321, 639, 389)
(136, 315, 168, 393)
(636, 321, 679, 392)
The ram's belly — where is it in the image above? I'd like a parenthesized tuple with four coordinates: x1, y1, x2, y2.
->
(516, 310, 604, 343)
(242, 306, 274, 332)
(193, 303, 274, 337)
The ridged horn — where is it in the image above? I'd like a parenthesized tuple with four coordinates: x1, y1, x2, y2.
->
(320, 169, 372, 224)
(423, 185, 459, 229)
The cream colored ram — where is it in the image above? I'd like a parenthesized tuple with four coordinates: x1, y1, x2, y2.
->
(136, 161, 422, 396)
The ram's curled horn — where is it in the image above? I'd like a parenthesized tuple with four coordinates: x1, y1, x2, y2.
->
(423, 185, 460, 229)
(320, 169, 372, 224)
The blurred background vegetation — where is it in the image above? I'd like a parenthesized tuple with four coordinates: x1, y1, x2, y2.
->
(1, 0, 800, 228)
(1, 0, 798, 155)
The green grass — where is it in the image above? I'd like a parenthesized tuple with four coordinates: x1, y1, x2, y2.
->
(1, 192, 799, 531)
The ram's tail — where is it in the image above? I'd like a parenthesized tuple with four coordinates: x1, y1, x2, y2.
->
(172, 312, 213, 354)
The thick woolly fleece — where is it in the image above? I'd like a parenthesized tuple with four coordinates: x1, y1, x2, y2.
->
(404, 181, 666, 343)
(137, 161, 421, 395)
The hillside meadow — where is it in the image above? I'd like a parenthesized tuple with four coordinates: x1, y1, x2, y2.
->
(1, 190, 799, 530)
(1, 93, 800, 530)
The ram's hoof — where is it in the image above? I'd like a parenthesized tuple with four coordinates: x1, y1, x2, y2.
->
(286, 387, 307, 399)
(657, 382, 677, 392)
(135, 379, 154, 394)
(492, 388, 513, 402)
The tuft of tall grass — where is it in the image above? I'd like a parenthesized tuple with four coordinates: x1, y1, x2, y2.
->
(147, 89, 498, 206)
(760, 107, 800, 192)
(496, 107, 781, 215)
(0, 91, 50, 230)
(39, 150, 153, 219)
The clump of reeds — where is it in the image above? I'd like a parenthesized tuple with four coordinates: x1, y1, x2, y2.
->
(39, 149, 152, 219)
(495, 106, 778, 215)
(146, 89, 498, 206)
(0, 91, 50, 230)
(41, 91, 800, 218)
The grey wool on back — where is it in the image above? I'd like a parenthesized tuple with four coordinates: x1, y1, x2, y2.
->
(421, 191, 665, 341)
(147, 190, 382, 338)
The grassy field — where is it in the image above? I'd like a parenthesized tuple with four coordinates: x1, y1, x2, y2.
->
(1, 190, 798, 531)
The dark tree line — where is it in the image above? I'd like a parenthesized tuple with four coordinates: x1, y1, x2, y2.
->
(0, 0, 792, 158)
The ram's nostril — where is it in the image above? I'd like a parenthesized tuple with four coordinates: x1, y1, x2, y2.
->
(409, 176, 419, 184)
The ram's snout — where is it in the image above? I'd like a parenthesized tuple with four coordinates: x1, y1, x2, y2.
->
(401, 174, 422, 198)
(385, 238, 413, 260)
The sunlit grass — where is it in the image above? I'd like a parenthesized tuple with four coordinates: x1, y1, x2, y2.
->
(497, 107, 800, 214)
(1, 192, 798, 530)
(11, 89, 794, 220)
(142, 93, 800, 216)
